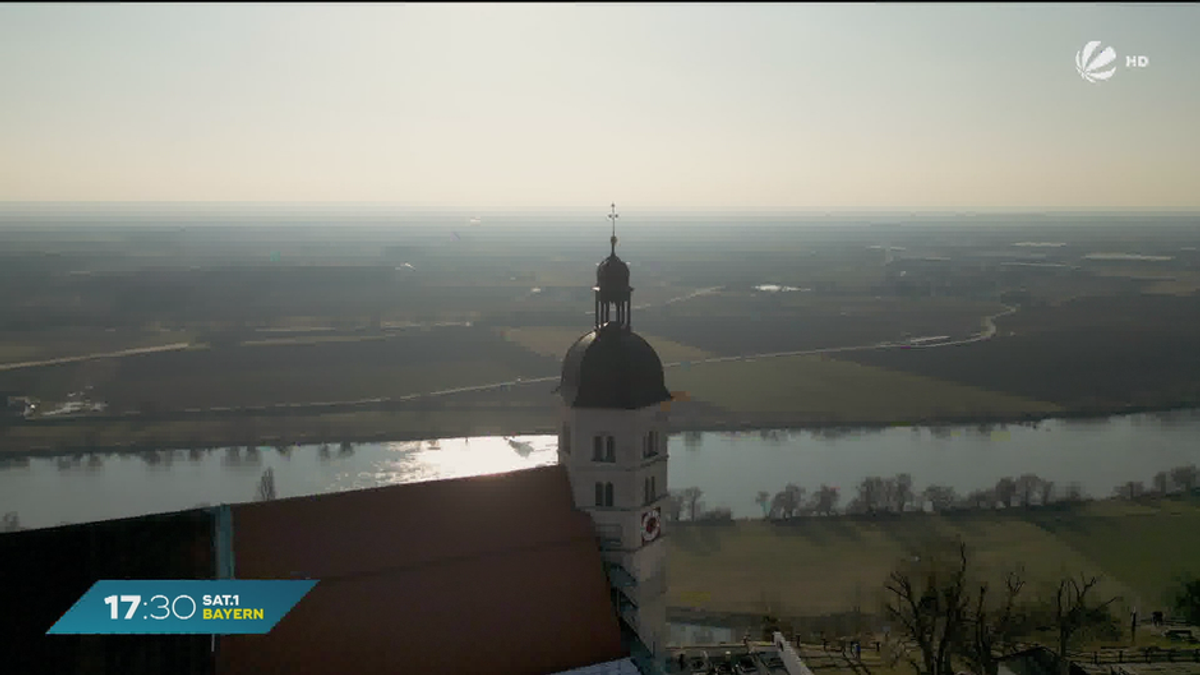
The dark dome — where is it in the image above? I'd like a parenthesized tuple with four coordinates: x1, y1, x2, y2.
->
(596, 254, 630, 291)
(559, 322, 671, 409)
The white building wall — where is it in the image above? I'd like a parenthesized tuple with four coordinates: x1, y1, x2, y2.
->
(558, 401, 671, 664)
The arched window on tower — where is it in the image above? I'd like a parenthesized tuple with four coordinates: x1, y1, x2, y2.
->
(644, 430, 659, 458)
(644, 476, 658, 505)
(604, 482, 614, 507)
(595, 482, 604, 507)
(593, 435, 616, 463)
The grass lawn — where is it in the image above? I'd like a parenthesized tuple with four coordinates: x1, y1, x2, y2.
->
(664, 355, 1063, 422)
(667, 499, 1200, 620)
(667, 515, 1130, 618)
(499, 326, 715, 364)
(1021, 494, 1200, 606)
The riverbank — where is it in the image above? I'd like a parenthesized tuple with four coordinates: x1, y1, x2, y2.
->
(2, 396, 1199, 458)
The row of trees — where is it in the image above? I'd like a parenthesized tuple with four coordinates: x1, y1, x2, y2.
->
(665, 464, 1199, 522)
(663, 487, 734, 523)
(1115, 464, 1199, 500)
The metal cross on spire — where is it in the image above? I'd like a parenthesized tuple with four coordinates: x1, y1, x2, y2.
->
(608, 202, 619, 254)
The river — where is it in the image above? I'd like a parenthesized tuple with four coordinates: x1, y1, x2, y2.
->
(3, 410, 1200, 531)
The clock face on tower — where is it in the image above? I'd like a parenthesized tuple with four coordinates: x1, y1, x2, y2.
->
(641, 508, 661, 544)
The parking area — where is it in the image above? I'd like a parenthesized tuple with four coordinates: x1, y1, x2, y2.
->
(667, 643, 791, 674)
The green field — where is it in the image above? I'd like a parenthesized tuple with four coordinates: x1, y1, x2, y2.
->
(665, 354, 1063, 423)
(666, 495, 1200, 620)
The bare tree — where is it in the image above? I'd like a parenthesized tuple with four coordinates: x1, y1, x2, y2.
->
(1, 511, 20, 532)
(679, 486, 705, 521)
(922, 485, 959, 513)
(770, 484, 806, 519)
(1113, 481, 1145, 501)
(755, 491, 770, 518)
(993, 477, 1018, 509)
(254, 467, 277, 502)
(884, 540, 971, 675)
(1038, 480, 1056, 506)
(662, 492, 683, 522)
(961, 570, 1029, 675)
(809, 484, 841, 516)
(1062, 483, 1085, 502)
(1015, 474, 1043, 508)
(1170, 464, 1198, 492)
(852, 476, 887, 515)
(962, 489, 995, 511)
(1152, 471, 1170, 495)
(1046, 574, 1121, 675)
(882, 477, 898, 513)
(894, 473, 915, 513)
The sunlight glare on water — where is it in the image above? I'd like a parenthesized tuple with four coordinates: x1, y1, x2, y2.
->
(332, 435, 560, 493)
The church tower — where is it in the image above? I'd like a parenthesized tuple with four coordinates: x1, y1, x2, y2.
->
(557, 205, 671, 672)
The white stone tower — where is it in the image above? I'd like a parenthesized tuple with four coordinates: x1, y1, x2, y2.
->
(556, 205, 671, 670)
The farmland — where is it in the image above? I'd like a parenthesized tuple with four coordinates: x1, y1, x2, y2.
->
(3, 212, 1200, 454)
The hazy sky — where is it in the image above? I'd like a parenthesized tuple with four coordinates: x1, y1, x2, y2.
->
(1, 3, 1197, 212)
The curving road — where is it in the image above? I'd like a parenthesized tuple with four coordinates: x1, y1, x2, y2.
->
(398, 304, 1020, 401)
(0, 342, 194, 373)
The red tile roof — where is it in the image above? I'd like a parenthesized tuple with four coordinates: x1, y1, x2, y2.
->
(218, 465, 626, 675)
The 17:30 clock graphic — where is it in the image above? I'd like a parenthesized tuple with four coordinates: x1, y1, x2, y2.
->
(48, 580, 317, 635)
(104, 593, 199, 621)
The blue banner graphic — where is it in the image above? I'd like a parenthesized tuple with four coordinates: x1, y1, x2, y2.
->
(46, 579, 318, 635)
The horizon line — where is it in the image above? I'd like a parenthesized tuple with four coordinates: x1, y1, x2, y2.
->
(1, 201, 1198, 217)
